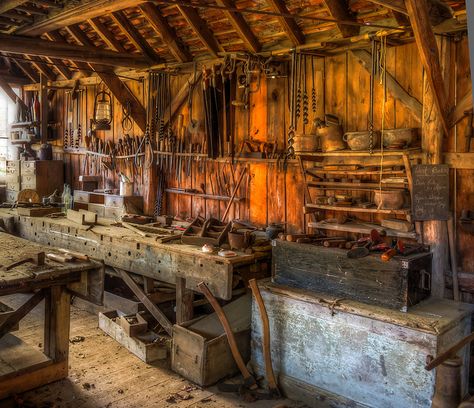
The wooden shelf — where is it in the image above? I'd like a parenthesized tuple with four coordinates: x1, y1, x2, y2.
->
(10, 121, 39, 128)
(165, 188, 243, 202)
(307, 181, 407, 191)
(306, 169, 406, 176)
(296, 147, 422, 158)
(305, 203, 411, 215)
(308, 221, 417, 239)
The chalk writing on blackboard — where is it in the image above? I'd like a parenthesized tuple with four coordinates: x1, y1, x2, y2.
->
(412, 164, 449, 221)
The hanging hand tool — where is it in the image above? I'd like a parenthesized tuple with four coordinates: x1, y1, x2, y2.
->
(287, 51, 297, 157)
(302, 55, 309, 127)
(248, 279, 280, 398)
(311, 56, 317, 115)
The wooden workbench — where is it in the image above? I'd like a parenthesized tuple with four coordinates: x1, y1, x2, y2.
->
(0, 232, 103, 399)
(0, 209, 269, 301)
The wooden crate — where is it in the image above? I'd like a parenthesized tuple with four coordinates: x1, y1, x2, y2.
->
(99, 311, 167, 363)
(171, 294, 251, 386)
(272, 240, 432, 312)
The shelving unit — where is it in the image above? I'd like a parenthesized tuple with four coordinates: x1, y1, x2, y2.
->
(298, 146, 422, 239)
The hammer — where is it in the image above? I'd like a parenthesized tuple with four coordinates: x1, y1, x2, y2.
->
(4, 252, 46, 271)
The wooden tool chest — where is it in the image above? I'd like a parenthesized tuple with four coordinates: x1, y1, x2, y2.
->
(73, 190, 143, 219)
(4, 160, 63, 202)
(272, 240, 432, 312)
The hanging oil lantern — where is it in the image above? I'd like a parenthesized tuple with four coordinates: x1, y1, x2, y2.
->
(93, 84, 112, 131)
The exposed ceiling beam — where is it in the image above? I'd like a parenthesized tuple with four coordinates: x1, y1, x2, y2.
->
(46, 30, 91, 77)
(323, 0, 359, 38)
(67, 24, 147, 133)
(110, 10, 161, 63)
(0, 1, 29, 15)
(139, 2, 192, 62)
(0, 73, 30, 85)
(88, 17, 126, 53)
(215, 0, 260, 53)
(25, 55, 56, 81)
(2, 11, 34, 23)
(405, 0, 450, 136)
(0, 33, 151, 69)
(16, 0, 147, 36)
(176, 4, 222, 57)
(43, 56, 71, 81)
(365, 0, 408, 15)
(9, 55, 40, 83)
(265, 0, 305, 45)
(16, 4, 49, 16)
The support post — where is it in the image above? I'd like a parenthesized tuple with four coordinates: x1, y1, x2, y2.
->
(176, 277, 194, 324)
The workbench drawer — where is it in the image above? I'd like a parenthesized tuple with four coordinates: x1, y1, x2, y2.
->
(5, 190, 18, 203)
(104, 195, 143, 210)
(6, 160, 20, 174)
(104, 206, 125, 220)
(87, 203, 105, 217)
(20, 161, 36, 175)
(74, 191, 90, 204)
(4, 174, 20, 183)
(6, 182, 20, 192)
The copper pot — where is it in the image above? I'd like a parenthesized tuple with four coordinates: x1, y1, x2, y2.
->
(317, 125, 345, 152)
(343, 131, 380, 151)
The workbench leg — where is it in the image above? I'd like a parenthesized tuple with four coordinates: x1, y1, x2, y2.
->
(44, 286, 71, 364)
(176, 277, 194, 324)
(144, 277, 155, 294)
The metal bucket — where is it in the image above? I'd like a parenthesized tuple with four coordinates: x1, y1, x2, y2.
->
(317, 125, 345, 152)
(293, 134, 319, 152)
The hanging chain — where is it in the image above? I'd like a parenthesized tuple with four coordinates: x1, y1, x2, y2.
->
(369, 39, 376, 155)
(311, 56, 317, 115)
(287, 51, 297, 158)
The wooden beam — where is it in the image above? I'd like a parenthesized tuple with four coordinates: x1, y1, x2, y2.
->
(351, 49, 422, 120)
(215, 0, 261, 53)
(110, 10, 160, 63)
(365, 0, 408, 15)
(139, 2, 192, 62)
(0, 33, 150, 70)
(46, 30, 90, 77)
(449, 90, 472, 128)
(88, 17, 126, 53)
(177, 5, 222, 57)
(266, 0, 305, 45)
(67, 24, 147, 133)
(0, 73, 30, 85)
(10, 56, 39, 82)
(0, 0, 29, 15)
(176, 277, 194, 324)
(26, 55, 56, 81)
(323, 0, 359, 38)
(115, 268, 173, 336)
(406, 0, 449, 136)
(17, 0, 148, 36)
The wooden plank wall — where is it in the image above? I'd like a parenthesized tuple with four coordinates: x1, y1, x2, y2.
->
(48, 39, 473, 278)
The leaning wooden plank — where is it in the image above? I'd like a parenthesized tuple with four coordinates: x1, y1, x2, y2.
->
(114, 268, 173, 335)
(121, 222, 149, 237)
(0, 290, 45, 340)
(66, 209, 86, 225)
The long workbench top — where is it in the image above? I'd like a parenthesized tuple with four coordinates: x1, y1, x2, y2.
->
(0, 209, 269, 299)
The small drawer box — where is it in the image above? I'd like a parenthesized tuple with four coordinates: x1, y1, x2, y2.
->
(87, 203, 105, 217)
(5, 190, 18, 203)
(6, 182, 20, 192)
(21, 160, 36, 175)
(104, 206, 125, 220)
(74, 191, 90, 204)
(21, 174, 36, 185)
(6, 160, 20, 174)
(4, 174, 20, 183)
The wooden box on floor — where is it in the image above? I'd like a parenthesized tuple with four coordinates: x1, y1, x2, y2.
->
(99, 310, 167, 363)
(171, 294, 251, 387)
(273, 240, 432, 312)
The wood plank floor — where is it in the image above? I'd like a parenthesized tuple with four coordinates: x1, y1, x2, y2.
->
(1, 294, 302, 408)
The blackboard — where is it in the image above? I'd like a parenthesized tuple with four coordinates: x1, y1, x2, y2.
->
(412, 164, 450, 221)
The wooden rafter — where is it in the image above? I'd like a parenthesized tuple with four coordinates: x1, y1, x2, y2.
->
(67, 24, 147, 133)
(0, 0, 29, 15)
(215, 0, 261, 53)
(405, 0, 450, 136)
(110, 10, 161, 63)
(266, 0, 305, 45)
(0, 33, 150, 69)
(88, 17, 126, 53)
(46, 30, 91, 77)
(42, 32, 72, 81)
(139, 2, 192, 63)
(26, 55, 56, 81)
(323, 0, 359, 38)
(7, 54, 40, 82)
(365, 0, 407, 15)
(176, 4, 222, 57)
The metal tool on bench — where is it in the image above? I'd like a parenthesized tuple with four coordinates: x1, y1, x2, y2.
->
(3, 252, 45, 270)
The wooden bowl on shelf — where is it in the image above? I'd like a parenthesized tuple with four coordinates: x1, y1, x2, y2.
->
(373, 190, 405, 210)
